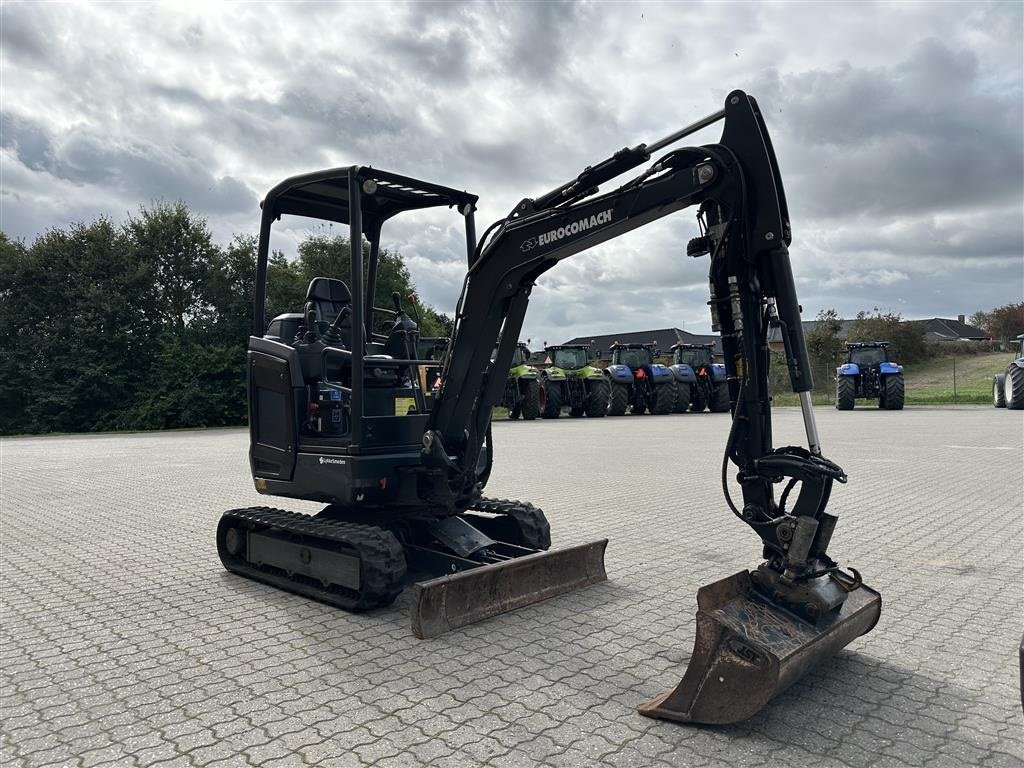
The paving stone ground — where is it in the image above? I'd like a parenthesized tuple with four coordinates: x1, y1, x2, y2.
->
(2, 406, 1022, 768)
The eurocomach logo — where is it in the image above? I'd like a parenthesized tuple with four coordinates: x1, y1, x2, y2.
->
(539, 209, 613, 246)
(521, 208, 614, 252)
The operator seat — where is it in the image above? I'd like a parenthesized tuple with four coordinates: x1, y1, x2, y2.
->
(306, 277, 353, 339)
(303, 278, 396, 387)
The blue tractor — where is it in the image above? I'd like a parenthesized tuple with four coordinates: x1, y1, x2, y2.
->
(836, 342, 905, 410)
(668, 343, 730, 413)
(604, 342, 676, 415)
(992, 333, 1024, 409)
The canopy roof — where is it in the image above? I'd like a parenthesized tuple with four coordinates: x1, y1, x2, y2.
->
(262, 166, 478, 229)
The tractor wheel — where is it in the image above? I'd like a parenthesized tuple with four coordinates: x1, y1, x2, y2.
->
(586, 379, 609, 417)
(541, 381, 563, 419)
(993, 374, 1007, 408)
(882, 375, 905, 410)
(710, 382, 730, 412)
(652, 381, 675, 414)
(607, 382, 629, 416)
(1006, 366, 1024, 409)
(521, 379, 541, 420)
(836, 377, 855, 410)
(689, 390, 707, 413)
(673, 382, 690, 413)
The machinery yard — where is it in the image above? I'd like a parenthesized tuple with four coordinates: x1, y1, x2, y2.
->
(2, 406, 1021, 768)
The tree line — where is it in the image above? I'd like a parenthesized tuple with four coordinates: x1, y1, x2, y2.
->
(0, 202, 451, 435)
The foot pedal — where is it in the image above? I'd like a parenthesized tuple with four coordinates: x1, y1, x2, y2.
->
(639, 570, 881, 724)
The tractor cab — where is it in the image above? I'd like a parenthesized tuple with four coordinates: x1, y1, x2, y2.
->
(510, 342, 530, 367)
(671, 343, 715, 369)
(611, 342, 658, 370)
(846, 342, 890, 369)
(546, 345, 592, 370)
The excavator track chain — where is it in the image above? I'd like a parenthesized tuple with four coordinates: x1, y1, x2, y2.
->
(464, 497, 551, 550)
(217, 506, 406, 611)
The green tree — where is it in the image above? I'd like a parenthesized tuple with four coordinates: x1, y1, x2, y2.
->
(125, 201, 219, 336)
(968, 310, 990, 331)
(0, 220, 155, 433)
(804, 308, 846, 388)
(847, 309, 927, 363)
(0, 211, 453, 434)
(974, 302, 1024, 343)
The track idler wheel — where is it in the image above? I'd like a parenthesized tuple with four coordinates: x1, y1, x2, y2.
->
(638, 570, 881, 724)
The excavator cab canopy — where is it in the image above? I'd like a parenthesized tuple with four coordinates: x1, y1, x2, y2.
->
(260, 166, 477, 228)
(253, 166, 478, 336)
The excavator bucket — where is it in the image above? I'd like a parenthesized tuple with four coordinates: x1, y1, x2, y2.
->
(639, 570, 881, 724)
(410, 540, 608, 639)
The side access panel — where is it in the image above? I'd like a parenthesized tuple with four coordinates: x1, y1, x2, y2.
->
(248, 338, 304, 481)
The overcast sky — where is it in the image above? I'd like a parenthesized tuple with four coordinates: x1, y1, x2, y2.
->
(2, 1, 1021, 344)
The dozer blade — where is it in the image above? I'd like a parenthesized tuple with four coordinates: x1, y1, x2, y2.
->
(410, 539, 608, 639)
(639, 570, 881, 725)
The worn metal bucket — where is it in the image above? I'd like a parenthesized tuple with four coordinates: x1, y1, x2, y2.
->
(639, 570, 881, 724)
(410, 539, 608, 639)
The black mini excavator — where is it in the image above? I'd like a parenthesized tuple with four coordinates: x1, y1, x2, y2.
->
(218, 90, 881, 724)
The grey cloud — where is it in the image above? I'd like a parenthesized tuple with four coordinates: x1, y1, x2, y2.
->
(1, 112, 54, 171)
(1, 2, 1020, 348)
(503, 1, 580, 81)
(0, 4, 49, 63)
(756, 39, 1023, 220)
(379, 13, 474, 83)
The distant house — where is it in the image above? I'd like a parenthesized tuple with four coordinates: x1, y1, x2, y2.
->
(919, 316, 989, 343)
(560, 328, 722, 362)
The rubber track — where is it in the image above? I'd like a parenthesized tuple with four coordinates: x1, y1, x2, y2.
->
(468, 497, 552, 551)
(218, 506, 406, 611)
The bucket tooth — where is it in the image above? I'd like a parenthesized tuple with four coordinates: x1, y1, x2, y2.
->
(639, 570, 881, 725)
(411, 540, 608, 639)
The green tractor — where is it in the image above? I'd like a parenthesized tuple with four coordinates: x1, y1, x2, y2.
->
(539, 344, 609, 418)
(499, 342, 542, 420)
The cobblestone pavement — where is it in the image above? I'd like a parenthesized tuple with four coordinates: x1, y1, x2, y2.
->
(2, 406, 1022, 767)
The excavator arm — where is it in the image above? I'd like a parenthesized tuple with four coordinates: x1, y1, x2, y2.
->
(424, 90, 881, 723)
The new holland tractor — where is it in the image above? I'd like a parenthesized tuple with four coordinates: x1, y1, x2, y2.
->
(605, 342, 676, 415)
(836, 342, 905, 410)
(668, 342, 729, 413)
(993, 334, 1024, 409)
(539, 345, 608, 418)
(216, 90, 881, 725)
(499, 342, 541, 419)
